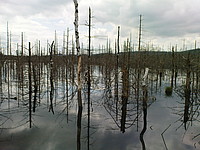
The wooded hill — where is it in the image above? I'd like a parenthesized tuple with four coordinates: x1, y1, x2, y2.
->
(0, 49, 200, 70)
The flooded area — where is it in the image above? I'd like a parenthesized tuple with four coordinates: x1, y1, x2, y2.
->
(1, 0, 200, 149)
(0, 60, 199, 150)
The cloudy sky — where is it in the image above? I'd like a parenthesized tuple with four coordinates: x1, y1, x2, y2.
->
(0, 0, 200, 54)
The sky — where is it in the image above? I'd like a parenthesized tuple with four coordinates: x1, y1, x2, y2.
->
(1, 0, 200, 55)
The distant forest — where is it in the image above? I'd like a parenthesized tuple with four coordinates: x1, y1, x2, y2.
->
(1, 48, 200, 70)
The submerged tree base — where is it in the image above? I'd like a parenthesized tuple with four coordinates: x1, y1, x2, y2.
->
(165, 86, 173, 96)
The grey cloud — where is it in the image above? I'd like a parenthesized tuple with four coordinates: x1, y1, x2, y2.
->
(0, 0, 72, 19)
(89, 0, 200, 39)
(1, 0, 200, 48)
(89, 0, 123, 24)
(135, 0, 200, 37)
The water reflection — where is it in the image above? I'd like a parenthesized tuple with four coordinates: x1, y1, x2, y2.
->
(140, 68, 148, 150)
(173, 55, 200, 148)
(0, 59, 199, 150)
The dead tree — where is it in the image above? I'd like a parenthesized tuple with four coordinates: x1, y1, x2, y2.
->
(7, 22, 9, 55)
(73, 0, 83, 150)
(140, 68, 149, 150)
(54, 30, 57, 55)
(9, 31, 11, 55)
(87, 7, 91, 150)
(66, 28, 69, 122)
(136, 15, 142, 131)
(120, 40, 130, 133)
(38, 40, 41, 103)
(32, 64, 38, 112)
(28, 42, 32, 128)
(184, 53, 191, 130)
(49, 41, 55, 114)
(114, 26, 120, 121)
(21, 32, 24, 56)
(171, 46, 175, 88)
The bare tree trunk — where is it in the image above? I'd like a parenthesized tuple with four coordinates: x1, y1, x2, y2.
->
(0, 63, 2, 102)
(46, 40, 49, 56)
(71, 36, 75, 98)
(138, 15, 142, 52)
(28, 42, 32, 128)
(16, 43, 20, 107)
(0, 35, 2, 54)
(87, 7, 91, 150)
(159, 71, 162, 87)
(121, 66, 129, 133)
(9, 31, 11, 55)
(47, 64, 49, 109)
(171, 46, 175, 88)
(32, 64, 38, 113)
(7, 22, 9, 55)
(73, 1, 82, 150)
(174, 45, 178, 88)
(21, 32, 23, 56)
(196, 55, 199, 90)
(115, 26, 120, 121)
(49, 42, 55, 114)
(62, 31, 65, 55)
(140, 68, 149, 150)
(184, 53, 191, 130)
(54, 30, 57, 55)
(74, 0, 82, 111)
(66, 28, 69, 122)
(140, 87, 147, 150)
(38, 40, 41, 104)
(7, 62, 10, 110)
(136, 15, 142, 131)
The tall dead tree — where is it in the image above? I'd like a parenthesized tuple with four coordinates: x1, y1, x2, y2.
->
(7, 59, 10, 110)
(120, 40, 130, 133)
(87, 7, 91, 150)
(62, 31, 65, 55)
(71, 36, 75, 98)
(28, 42, 32, 128)
(74, 0, 82, 109)
(66, 28, 69, 122)
(136, 15, 142, 131)
(73, 0, 82, 150)
(9, 31, 12, 55)
(7, 22, 9, 55)
(46, 40, 49, 56)
(32, 64, 38, 113)
(171, 46, 175, 88)
(49, 41, 55, 114)
(140, 68, 149, 150)
(21, 32, 24, 56)
(114, 26, 120, 121)
(138, 15, 142, 52)
(54, 30, 57, 55)
(38, 40, 41, 103)
(0, 36, 2, 54)
(184, 53, 191, 130)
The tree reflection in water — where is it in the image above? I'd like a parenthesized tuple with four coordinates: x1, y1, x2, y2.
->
(140, 68, 149, 150)
(0, 57, 199, 149)
(173, 54, 200, 147)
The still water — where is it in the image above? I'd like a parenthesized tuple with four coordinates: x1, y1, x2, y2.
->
(0, 61, 199, 150)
